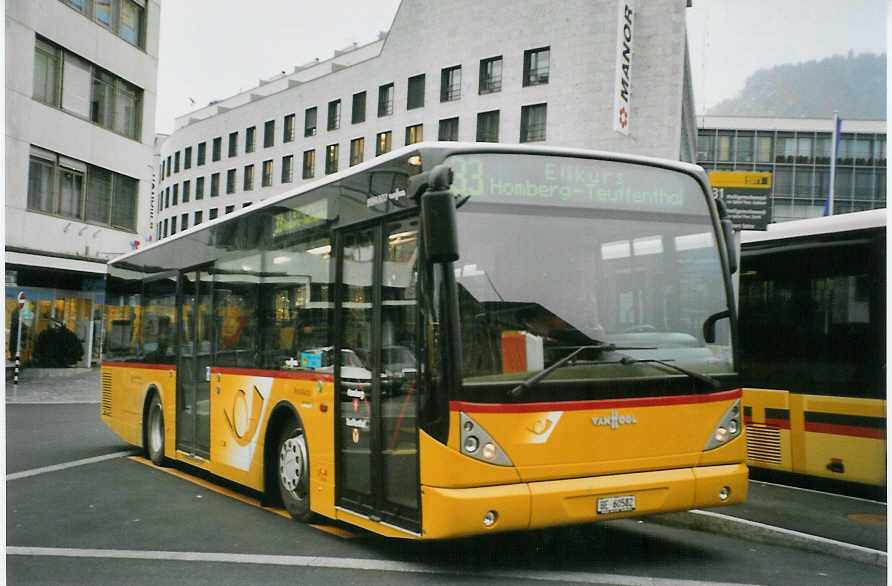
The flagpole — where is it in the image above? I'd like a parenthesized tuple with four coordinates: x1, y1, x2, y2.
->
(826, 111, 841, 216)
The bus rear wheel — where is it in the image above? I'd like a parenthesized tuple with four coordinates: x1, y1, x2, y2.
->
(146, 393, 167, 466)
(277, 424, 312, 521)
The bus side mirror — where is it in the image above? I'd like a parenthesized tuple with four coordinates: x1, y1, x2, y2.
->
(715, 199, 738, 275)
(703, 310, 730, 344)
(420, 164, 459, 264)
(422, 190, 459, 263)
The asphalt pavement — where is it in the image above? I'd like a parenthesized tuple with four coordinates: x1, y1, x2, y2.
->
(6, 367, 887, 567)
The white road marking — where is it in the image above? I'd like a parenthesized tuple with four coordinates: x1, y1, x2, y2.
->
(749, 479, 887, 505)
(7, 451, 135, 480)
(6, 546, 756, 585)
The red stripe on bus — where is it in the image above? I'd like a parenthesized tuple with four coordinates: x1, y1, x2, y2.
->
(804, 422, 886, 439)
(102, 362, 175, 371)
(744, 416, 754, 425)
(764, 418, 791, 429)
(451, 388, 742, 414)
(211, 366, 334, 383)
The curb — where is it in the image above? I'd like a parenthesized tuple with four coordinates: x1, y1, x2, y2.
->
(649, 509, 887, 567)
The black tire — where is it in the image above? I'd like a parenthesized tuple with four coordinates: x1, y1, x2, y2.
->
(146, 393, 167, 466)
(277, 423, 313, 521)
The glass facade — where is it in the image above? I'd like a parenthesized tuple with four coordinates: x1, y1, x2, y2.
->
(697, 125, 886, 221)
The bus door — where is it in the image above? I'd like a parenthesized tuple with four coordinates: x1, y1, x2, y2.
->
(175, 270, 213, 458)
(335, 220, 421, 533)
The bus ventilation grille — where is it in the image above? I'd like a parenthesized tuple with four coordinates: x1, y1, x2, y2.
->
(745, 424, 782, 464)
(101, 371, 113, 416)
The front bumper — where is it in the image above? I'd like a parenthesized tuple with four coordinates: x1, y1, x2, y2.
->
(421, 463, 748, 539)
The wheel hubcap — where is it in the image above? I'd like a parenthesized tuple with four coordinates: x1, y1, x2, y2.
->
(279, 434, 306, 499)
(149, 406, 162, 452)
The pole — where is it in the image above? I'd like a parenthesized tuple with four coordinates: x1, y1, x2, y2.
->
(827, 111, 841, 216)
(14, 314, 23, 386)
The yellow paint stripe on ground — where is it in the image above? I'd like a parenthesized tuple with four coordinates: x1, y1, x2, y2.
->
(128, 456, 357, 538)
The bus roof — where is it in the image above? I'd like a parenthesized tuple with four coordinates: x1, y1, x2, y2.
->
(741, 208, 887, 245)
(112, 141, 711, 270)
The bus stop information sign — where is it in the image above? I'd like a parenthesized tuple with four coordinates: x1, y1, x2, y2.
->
(709, 171, 772, 231)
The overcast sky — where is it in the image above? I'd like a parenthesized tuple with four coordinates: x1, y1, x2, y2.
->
(154, 0, 887, 135)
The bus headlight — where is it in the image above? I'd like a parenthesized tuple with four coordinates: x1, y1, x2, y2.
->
(704, 398, 743, 451)
(459, 412, 513, 466)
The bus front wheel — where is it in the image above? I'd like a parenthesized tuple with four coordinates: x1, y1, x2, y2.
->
(146, 394, 167, 466)
(277, 424, 312, 521)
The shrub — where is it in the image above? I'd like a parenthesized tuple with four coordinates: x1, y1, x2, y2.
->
(33, 325, 84, 367)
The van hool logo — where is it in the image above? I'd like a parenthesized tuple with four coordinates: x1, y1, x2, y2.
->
(592, 410, 637, 430)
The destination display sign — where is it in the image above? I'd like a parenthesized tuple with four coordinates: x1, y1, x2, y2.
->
(447, 153, 705, 215)
(709, 171, 772, 231)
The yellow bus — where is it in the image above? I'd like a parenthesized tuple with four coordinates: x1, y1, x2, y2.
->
(738, 209, 886, 493)
(102, 143, 747, 539)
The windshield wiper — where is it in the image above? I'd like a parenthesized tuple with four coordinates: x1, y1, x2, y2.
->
(618, 356, 721, 390)
(507, 343, 656, 400)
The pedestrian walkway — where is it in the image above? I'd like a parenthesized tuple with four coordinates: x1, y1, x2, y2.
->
(5, 367, 101, 403)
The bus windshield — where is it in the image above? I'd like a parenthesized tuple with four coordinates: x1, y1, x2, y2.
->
(447, 153, 734, 385)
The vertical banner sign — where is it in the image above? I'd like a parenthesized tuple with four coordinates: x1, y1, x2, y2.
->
(709, 171, 773, 231)
(613, 2, 634, 135)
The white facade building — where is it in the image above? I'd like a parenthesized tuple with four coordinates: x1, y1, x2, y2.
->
(155, 0, 697, 241)
(5, 0, 160, 364)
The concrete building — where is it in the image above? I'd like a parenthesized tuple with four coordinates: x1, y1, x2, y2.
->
(696, 116, 886, 222)
(5, 0, 160, 365)
(154, 0, 697, 241)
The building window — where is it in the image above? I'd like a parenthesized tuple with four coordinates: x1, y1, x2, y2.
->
(520, 103, 547, 142)
(246, 126, 256, 153)
(476, 110, 500, 142)
(27, 146, 137, 231)
(756, 136, 773, 163)
(62, 0, 145, 47)
(209, 208, 218, 220)
(407, 74, 425, 110)
(184, 146, 192, 169)
(210, 172, 220, 196)
(325, 144, 339, 175)
(172, 183, 179, 205)
(264, 120, 275, 148)
(303, 150, 315, 179)
(305, 107, 317, 137)
(697, 134, 715, 161)
(378, 83, 394, 117)
(440, 65, 462, 102)
(181, 213, 188, 231)
(281, 155, 294, 183)
(405, 124, 423, 145)
(170, 216, 176, 235)
(283, 114, 295, 143)
(225, 205, 235, 215)
(162, 218, 168, 238)
(523, 46, 550, 86)
(183, 179, 191, 203)
(194, 210, 203, 225)
(195, 176, 205, 200)
(226, 169, 236, 194)
(262, 160, 273, 187)
(352, 91, 366, 124)
(717, 134, 734, 162)
(197, 142, 207, 165)
(243, 164, 254, 190)
(166, 155, 171, 177)
(376, 131, 392, 156)
(174, 151, 180, 173)
(212, 137, 222, 161)
(439, 117, 459, 141)
(327, 100, 341, 131)
(736, 134, 754, 163)
(350, 138, 364, 166)
(228, 131, 238, 157)
(33, 37, 143, 140)
(479, 56, 503, 94)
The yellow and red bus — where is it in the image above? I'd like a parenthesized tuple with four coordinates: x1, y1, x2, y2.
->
(102, 143, 747, 539)
(738, 209, 886, 494)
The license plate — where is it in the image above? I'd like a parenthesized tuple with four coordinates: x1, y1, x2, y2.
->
(597, 495, 636, 514)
